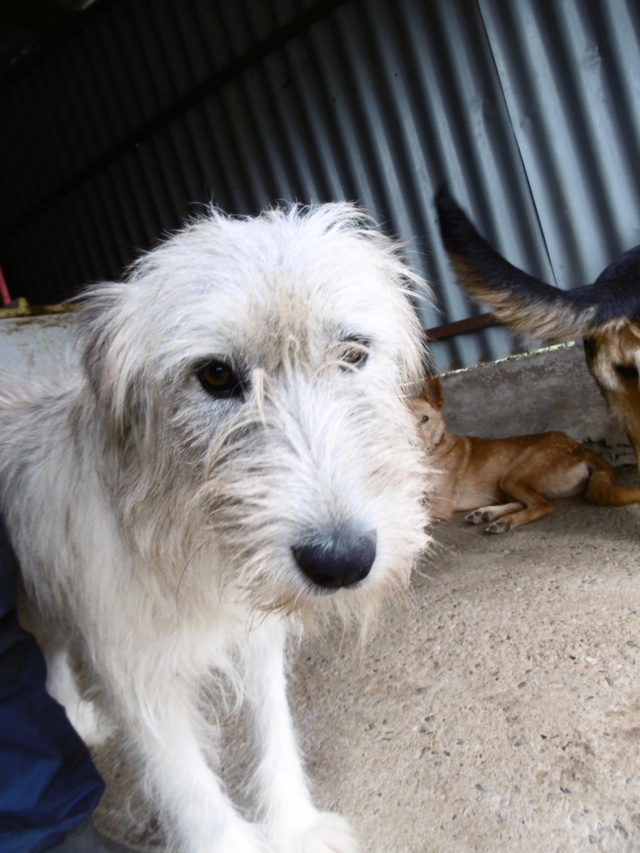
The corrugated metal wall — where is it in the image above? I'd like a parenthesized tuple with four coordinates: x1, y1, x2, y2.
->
(1, 0, 640, 373)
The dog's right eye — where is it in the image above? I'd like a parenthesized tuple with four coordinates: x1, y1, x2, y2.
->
(197, 361, 244, 399)
(421, 415, 430, 424)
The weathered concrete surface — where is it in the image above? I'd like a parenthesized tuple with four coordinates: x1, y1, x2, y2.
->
(0, 312, 78, 378)
(288, 480, 640, 853)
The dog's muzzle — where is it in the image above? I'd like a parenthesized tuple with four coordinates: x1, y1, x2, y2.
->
(292, 527, 377, 590)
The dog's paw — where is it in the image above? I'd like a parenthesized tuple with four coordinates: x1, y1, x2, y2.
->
(217, 820, 271, 853)
(465, 510, 489, 525)
(486, 519, 511, 534)
(280, 812, 358, 853)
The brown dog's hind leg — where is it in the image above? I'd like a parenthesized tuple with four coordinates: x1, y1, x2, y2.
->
(484, 480, 554, 534)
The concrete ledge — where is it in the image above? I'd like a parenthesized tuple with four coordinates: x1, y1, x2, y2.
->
(439, 343, 633, 467)
(0, 313, 79, 379)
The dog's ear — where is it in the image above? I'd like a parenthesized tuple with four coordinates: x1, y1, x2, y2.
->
(422, 376, 444, 409)
(78, 282, 149, 442)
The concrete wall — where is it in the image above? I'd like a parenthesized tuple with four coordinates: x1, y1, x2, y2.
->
(0, 312, 79, 379)
(440, 343, 633, 467)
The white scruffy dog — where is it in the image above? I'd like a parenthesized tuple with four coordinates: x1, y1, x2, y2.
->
(0, 204, 430, 852)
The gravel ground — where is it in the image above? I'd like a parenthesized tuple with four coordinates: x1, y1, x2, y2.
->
(94, 467, 640, 853)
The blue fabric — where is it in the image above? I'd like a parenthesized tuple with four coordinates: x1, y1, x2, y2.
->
(0, 515, 105, 853)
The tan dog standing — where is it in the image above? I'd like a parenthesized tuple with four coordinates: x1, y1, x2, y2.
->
(409, 376, 640, 533)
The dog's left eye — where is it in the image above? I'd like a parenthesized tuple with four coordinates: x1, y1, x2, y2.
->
(421, 415, 430, 423)
(197, 361, 244, 399)
(339, 338, 369, 370)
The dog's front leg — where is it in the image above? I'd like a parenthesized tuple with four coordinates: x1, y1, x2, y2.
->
(242, 619, 358, 853)
(108, 662, 270, 853)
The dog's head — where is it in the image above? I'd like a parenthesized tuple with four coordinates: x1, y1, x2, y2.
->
(583, 322, 640, 469)
(78, 204, 432, 619)
(407, 376, 447, 454)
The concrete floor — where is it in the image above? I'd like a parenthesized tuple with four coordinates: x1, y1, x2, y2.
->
(93, 466, 640, 853)
(290, 471, 640, 853)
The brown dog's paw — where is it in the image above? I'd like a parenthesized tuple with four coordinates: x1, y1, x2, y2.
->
(486, 519, 512, 534)
(465, 510, 490, 525)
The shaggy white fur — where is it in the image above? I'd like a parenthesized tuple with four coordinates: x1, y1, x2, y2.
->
(0, 203, 431, 852)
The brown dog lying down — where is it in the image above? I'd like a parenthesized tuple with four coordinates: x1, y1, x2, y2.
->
(409, 376, 640, 533)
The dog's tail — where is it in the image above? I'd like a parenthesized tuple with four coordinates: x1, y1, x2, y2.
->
(435, 189, 640, 342)
(585, 468, 640, 507)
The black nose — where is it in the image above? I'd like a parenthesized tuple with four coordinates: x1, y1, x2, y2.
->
(292, 528, 377, 589)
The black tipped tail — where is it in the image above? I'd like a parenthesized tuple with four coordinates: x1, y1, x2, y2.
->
(434, 190, 598, 342)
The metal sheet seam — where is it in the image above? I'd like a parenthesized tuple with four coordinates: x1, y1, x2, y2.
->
(476, 0, 558, 292)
